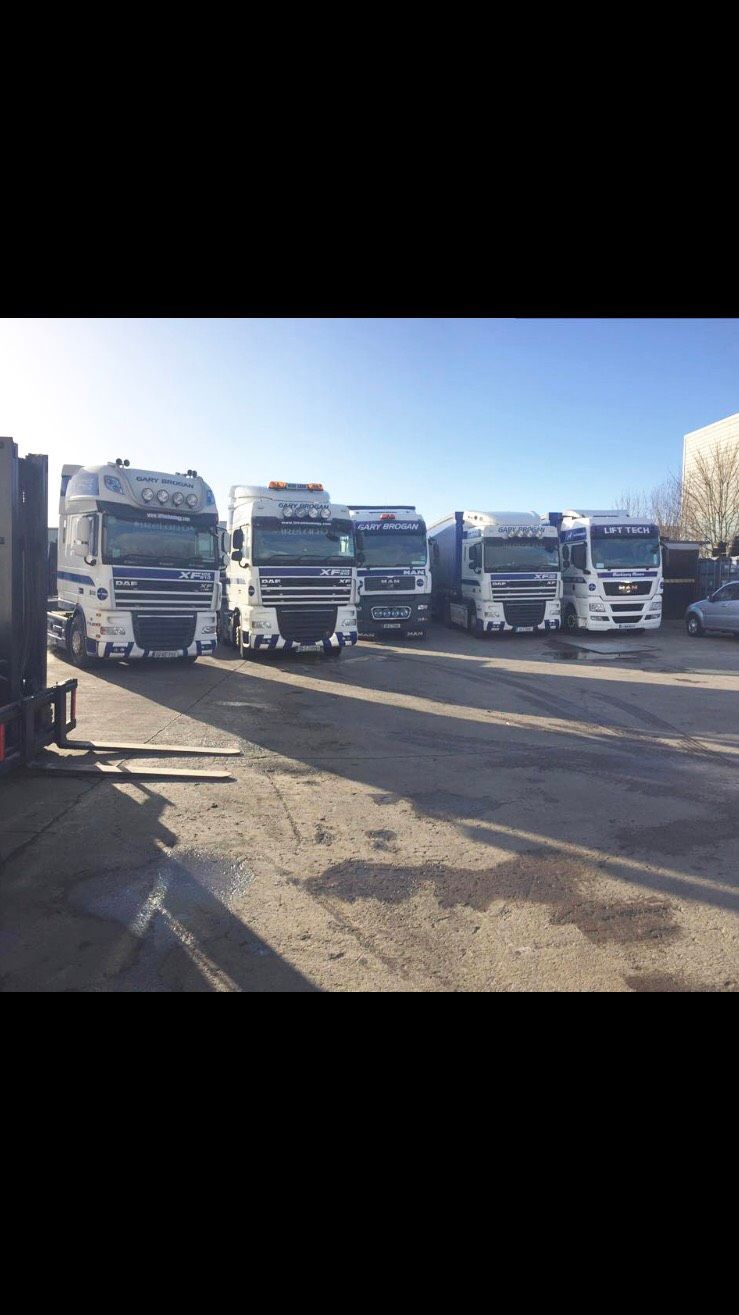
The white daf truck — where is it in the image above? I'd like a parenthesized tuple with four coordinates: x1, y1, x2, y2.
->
(349, 505, 431, 641)
(429, 510, 562, 634)
(555, 509, 663, 633)
(220, 482, 358, 655)
(47, 460, 221, 666)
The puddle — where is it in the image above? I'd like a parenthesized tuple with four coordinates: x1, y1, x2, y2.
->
(546, 641, 657, 663)
(69, 850, 255, 990)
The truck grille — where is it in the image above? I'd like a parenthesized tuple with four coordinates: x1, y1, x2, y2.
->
(491, 580, 558, 600)
(113, 576, 215, 611)
(259, 573, 352, 605)
(363, 575, 416, 593)
(609, 603, 645, 614)
(133, 614, 196, 650)
(503, 601, 546, 627)
(602, 581, 652, 597)
(276, 607, 337, 644)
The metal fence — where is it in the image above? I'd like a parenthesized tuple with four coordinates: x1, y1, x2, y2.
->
(697, 557, 739, 596)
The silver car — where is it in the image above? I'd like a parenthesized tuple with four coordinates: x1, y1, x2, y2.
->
(685, 582, 739, 637)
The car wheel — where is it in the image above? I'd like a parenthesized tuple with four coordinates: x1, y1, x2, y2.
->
(68, 613, 93, 668)
(686, 614, 704, 637)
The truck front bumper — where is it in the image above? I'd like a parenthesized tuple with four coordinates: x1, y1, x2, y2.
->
(86, 638, 218, 659)
(357, 597, 429, 639)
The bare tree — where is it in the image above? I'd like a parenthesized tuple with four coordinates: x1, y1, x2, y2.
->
(649, 473, 685, 540)
(681, 443, 739, 551)
(614, 473, 686, 539)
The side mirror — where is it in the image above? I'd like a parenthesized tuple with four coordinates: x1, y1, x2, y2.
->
(232, 528, 244, 552)
(221, 551, 230, 568)
(219, 529, 229, 554)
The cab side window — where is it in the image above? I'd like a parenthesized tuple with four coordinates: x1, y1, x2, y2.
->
(571, 544, 587, 571)
(469, 542, 481, 571)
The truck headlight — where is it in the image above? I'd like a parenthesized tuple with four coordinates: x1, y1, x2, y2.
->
(589, 600, 606, 613)
(100, 625, 127, 636)
(202, 624, 218, 634)
(649, 600, 662, 611)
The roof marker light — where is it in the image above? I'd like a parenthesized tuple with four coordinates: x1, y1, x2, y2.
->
(380, 513, 396, 520)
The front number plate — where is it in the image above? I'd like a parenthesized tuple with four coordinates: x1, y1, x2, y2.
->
(151, 650, 183, 658)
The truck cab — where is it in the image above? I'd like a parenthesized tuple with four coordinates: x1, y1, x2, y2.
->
(48, 460, 221, 665)
(349, 506, 431, 641)
(220, 482, 358, 655)
(556, 509, 663, 633)
(429, 511, 562, 634)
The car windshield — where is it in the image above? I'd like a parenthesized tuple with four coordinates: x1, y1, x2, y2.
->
(591, 530, 661, 571)
(102, 514, 218, 567)
(484, 536, 560, 572)
(252, 518, 355, 566)
(355, 522, 427, 568)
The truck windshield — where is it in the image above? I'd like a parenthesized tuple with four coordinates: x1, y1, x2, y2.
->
(253, 518, 356, 566)
(102, 515, 218, 567)
(355, 525, 428, 568)
(484, 537, 560, 572)
(591, 534, 661, 570)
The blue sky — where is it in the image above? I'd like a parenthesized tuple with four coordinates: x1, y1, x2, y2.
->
(1, 317, 738, 526)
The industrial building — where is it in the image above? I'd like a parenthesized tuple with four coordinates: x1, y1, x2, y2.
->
(682, 411, 739, 483)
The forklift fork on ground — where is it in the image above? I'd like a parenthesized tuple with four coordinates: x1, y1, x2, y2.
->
(1, 679, 240, 781)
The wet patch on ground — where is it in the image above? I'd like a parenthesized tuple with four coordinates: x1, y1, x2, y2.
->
(615, 813, 739, 856)
(366, 829, 399, 852)
(301, 850, 681, 947)
(624, 971, 738, 992)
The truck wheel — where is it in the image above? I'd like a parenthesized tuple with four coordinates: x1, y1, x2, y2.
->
(443, 599, 453, 629)
(326, 646, 342, 658)
(69, 613, 93, 668)
(564, 605, 579, 634)
(686, 614, 704, 637)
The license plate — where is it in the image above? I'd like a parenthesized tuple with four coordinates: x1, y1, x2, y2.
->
(150, 649, 182, 658)
(372, 607, 411, 620)
(381, 622, 402, 628)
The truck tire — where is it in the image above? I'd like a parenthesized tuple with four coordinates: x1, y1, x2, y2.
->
(69, 613, 93, 668)
(326, 646, 343, 658)
(564, 604, 579, 634)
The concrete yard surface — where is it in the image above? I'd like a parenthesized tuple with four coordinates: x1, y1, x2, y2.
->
(1, 620, 738, 991)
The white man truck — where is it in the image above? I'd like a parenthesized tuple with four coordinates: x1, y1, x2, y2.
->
(220, 482, 358, 655)
(552, 507, 662, 631)
(429, 510, 562, 634)
(554, 509, 663, 634)
(47, 460, 221, 666)
(349, 505, 431, 641)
